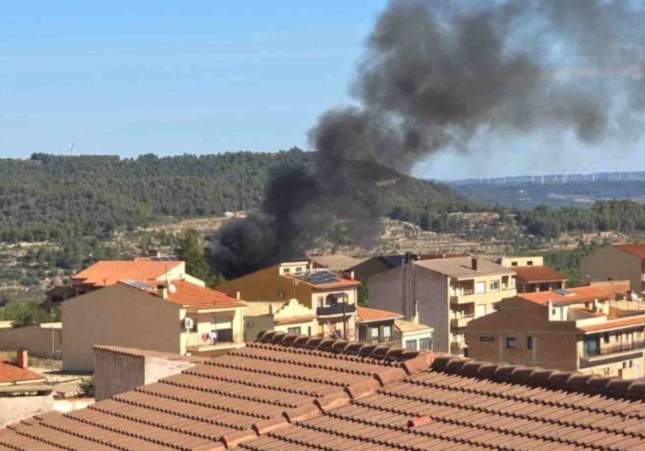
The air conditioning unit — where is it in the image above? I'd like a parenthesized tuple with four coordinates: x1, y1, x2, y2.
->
(184, 317, 195, 330)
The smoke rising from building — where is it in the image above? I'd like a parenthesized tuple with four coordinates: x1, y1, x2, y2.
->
(210, 0, 645, 278)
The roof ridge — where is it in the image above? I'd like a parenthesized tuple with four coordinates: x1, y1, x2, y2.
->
(430, 356, 645, 401)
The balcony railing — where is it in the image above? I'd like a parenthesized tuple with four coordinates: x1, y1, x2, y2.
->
(450, 313, 475, 328)
(582, 340, 645, 359)
(316, 303, 356, 317)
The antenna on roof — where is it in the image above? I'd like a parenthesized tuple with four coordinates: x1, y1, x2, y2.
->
(68, 141, 75, 156)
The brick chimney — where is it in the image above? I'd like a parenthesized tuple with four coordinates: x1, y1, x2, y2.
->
(16, 349, 28, 369)
(471, 256, 478, 271)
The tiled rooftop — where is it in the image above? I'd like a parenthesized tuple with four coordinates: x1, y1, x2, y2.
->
(1, 332, 644, 450)
(162, 280, 246, 309)
(615, 243, 645, 260)
(519, 281, 631, 305)
(0, 331, 424, 450)
(0, 361, 44, 385)
(240, 356, 645, 451)
(72, 260, 183, 287)
(356, 306, 403, 323)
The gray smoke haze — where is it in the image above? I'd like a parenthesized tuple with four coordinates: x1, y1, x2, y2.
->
(211, 0, 645, 278)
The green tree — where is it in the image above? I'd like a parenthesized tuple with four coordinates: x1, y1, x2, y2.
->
(177, 230, 210, 281)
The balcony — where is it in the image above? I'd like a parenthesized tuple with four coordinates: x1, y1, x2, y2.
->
(580, 340, 645, 368)
(316, 303, 356, 317)
(450, 313, 474, 328)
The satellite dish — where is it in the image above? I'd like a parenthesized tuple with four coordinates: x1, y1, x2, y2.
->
(168, 283, 177, 294)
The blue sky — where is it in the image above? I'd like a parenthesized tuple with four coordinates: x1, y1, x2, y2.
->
(1, 1, 643, 179)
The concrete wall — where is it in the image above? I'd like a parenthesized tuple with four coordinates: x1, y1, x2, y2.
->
(0, 324, 62, 358)
(94, 347, 198, 401)
(581, 246, 642, 293)
(0, 393, 53, 428)
(369, 264, 451, 352)
(62, 284, 182, 372)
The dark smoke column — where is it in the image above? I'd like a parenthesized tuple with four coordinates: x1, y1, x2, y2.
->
(210, 0, 645, 279)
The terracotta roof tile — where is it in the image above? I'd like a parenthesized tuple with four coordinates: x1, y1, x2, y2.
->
(578, 315, 645, 333)
(615, 243, 645, 260)
(0, 361, 44, 385)
(73, 260, 183, 287)
(518, 281, 630, 305)
(356, 306, 403, 323)
(163, 280, 246, 308)
(513, 265, 568, 283)
(2, 332, 644, 450)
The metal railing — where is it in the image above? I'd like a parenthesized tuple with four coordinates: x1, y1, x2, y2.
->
(582, 340, 645, 358)
(316, 303, 357, 317)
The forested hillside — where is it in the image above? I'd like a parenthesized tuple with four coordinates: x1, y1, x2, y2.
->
(0, 149, 470, 243)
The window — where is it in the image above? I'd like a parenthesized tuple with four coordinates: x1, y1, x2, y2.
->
(511, 262, 518, 267)
(527, 260, 533, 266)
(419, 338, 432, 351)
(489, 281, 499, 292)
(317, 296, 324, 308)
(307, 326, 312, 336)
(475, 281, 486, 294)
(505, 337, 517, 349)
(630, 360, 634, 368)
(527, 336, 533, 349)
(383, 325, 392, 338)
(405, 340, 418, 351)
(283, 267, 290, 273)
(288, 326, 301, 335)
(603, 333, 610, 344)
(480, 336, 495, 342)
(583, 336, 600, 357)
(623, 361, 628, 369)
(296, 267, 303, 272)
(369, 327, 379, 338)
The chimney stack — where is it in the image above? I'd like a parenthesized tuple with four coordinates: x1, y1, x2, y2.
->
(471, 256, 478, 271)
(16, 349, 28, 369)
(157, 284, 168, 299)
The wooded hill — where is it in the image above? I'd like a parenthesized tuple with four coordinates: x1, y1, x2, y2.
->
(0, 149, 471, 243)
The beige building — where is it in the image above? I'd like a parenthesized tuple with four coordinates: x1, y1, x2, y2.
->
(355, 306, 433, 351)
(465, 281, 645, 379)
(498, 256, 567, 293)
(369, 256, 516, 354)
(218, 260, 360, 339)
(62, 281, 246, 371)
(243, 298, 318, 342)
(581, 244, 645, 294)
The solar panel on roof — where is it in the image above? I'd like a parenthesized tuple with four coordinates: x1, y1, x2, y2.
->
(554, 288, 574, 296)
(122, 280, 153, 290)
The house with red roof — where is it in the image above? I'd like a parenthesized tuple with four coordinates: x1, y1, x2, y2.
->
(581, 243, 645, 295)
(465, 280, 645, 378)
(61, 281, 247, 371)
(498, 256, 568, 292)
(217, 259, 361, 339)
(47, 257, 206, 304)
(356, 306, 434, 351)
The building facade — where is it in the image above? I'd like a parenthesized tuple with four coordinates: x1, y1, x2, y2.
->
(498, 256, 567, 293)
(581, 244, 645, 294)
(217, 260, 360, 339)
(369, 256, 516, 354)
(465, 281, 644, 378)
(62, 282, 246, 371)
(355, 306, 433, 352)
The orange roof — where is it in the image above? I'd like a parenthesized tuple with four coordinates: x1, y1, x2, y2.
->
(519, 282, 630, 305)
(615, 243, 645, 260)
(72, 260, 183, 287)
(0, 361, 44, 384)
(513, 265, 567, 283)
(356, 306, 403, 323)
(162, 280, 245, 309)
(578, 315, 645, 333)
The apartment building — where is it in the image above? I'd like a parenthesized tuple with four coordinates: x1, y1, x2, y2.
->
(355, 306, 433, 351)
(581, 243, 645, 294)
(369, 256, 516, 354)
(47, 257, 205, 303)
(217, 259, 360, 339)
(62, 281, 246, 371)
(465, 281, 644, 378)
(498, 256, 567, 292)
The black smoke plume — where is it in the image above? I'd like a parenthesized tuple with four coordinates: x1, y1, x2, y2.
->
(210, 0, 645, 279)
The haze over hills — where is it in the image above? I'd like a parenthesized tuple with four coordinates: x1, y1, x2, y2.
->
(450, 171, 645, 209)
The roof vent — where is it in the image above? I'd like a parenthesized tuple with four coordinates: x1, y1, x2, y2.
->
(407, 416, 432, 428)
(554, 288, 574, 297)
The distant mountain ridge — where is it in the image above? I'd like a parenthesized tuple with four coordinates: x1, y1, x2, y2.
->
(0, 149, 470, 242)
